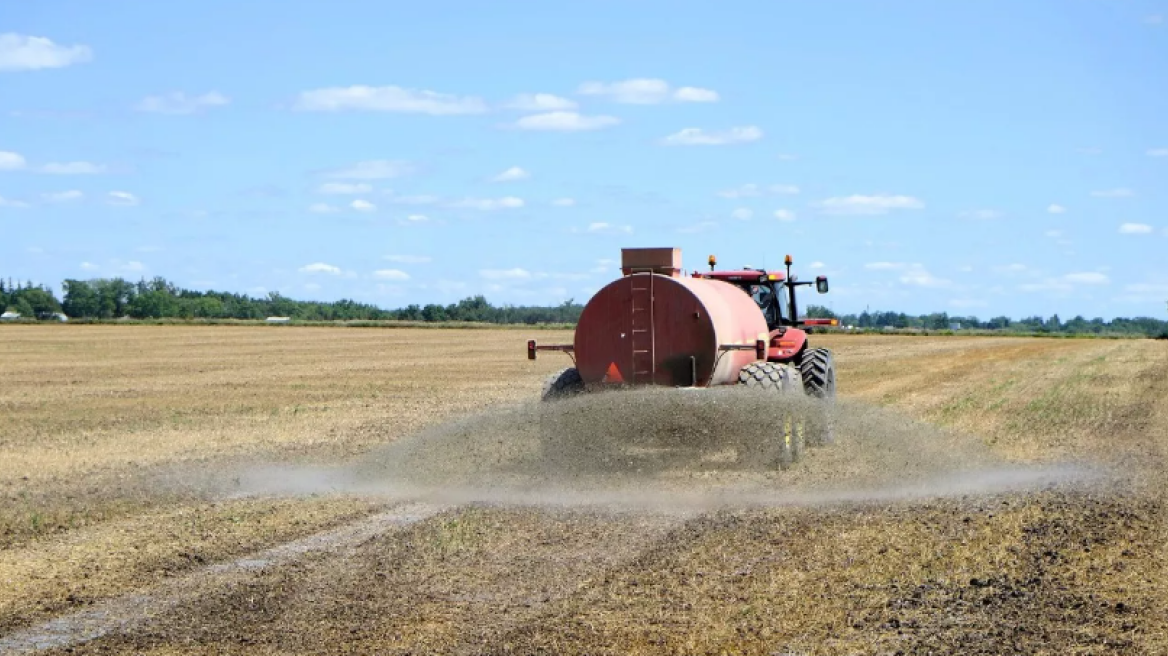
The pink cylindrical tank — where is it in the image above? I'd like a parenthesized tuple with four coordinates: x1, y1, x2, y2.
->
(574, 273, 768, 387)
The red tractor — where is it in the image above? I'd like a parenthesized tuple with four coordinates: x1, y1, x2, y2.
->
(527, 247, 838, 467)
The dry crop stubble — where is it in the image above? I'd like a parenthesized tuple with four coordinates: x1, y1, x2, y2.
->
(1, 327, 1166, 655)
(0, 325, 570, 634)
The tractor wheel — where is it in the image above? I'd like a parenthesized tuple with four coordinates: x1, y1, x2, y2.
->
(798, 348, 836, 399)
(798, 348, 837, 445)
(737, 361, 796, 392)
(737, 362, 803, 470)
(541, 367, 584, 402)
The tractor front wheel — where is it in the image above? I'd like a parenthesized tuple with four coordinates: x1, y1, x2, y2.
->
(798, 348, 837, 445)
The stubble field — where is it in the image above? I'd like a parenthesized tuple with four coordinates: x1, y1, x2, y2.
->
(1, 325, 1166, 655)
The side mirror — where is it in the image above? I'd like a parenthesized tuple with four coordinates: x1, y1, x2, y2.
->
(816, 276, 829, 293)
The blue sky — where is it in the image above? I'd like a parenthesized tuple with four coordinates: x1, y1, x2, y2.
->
(2, 0, 1166, 319)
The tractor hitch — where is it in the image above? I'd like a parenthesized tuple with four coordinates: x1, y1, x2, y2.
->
(527, 339, 575, 361)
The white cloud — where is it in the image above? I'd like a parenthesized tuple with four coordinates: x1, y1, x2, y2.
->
(1021, 272, 1110, 293)
(80, 261, 98, 271)
(403, 214, 430, 223)
(505, 93, 577, 111)
(1145, 14, 1163, 24)
(959, 209, 1002, 220)
(316, 182, 372, 195)
(718, 183, 800, 198)
(372, 269, 410, 281)
(1064, 272, 1109, 284)
(678, 221, 719, 234)
(308, 202, 341, 214)
(39, 161, 106, 175)
(1044, 229, 1063, 238)
(1119, 222, 1153, 234)
(661, 126, 763, 146)
(350, 199, 376, 212)
(384, 254, 431, 264)
(293, 85, 488, 114)
(994, 263, 1029, 274)
(450, 196, 524, 210)
(1091, 188, 1134, 198)
(576, 78, 719, 104)
(899, 266, 951, 288)
(731, 207, 753, 220)
(1125, 283, 1168, 294)
(0, 195, 29, 208)
(1047, 204, 1067, 214)
(0, 151, 27, 170)
(42, 190, 83, 202)
(480, 268, 532, 280)
(673, 86, 720, 102)
(585, 222, 633, 234)
(299, 262, 342, 275)
(818, 194, 924, 215)
(1147, 148, 1168, 157)
(0, 33, 93, 71)
(864, 261, 949, 287)
(106, 191, 139, 206)
(323, 160, 415, 180)
(490, 166, 530, 182)
(551, 197, 576, 207)
(773, 209, 796, 221)
(809, 261, 825, 270)
(135, 91, 230, 114)
(119, 260, 146, 273)
(511, 111, 620, 131)
(388, 194, 441, 205)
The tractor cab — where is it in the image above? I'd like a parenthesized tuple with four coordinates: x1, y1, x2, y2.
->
(693, 254, 832, 332)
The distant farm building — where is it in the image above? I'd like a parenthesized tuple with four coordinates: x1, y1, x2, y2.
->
(950, 322, 963, 330)
(0, 311, 21, 321)
(266, 316, 292, 324)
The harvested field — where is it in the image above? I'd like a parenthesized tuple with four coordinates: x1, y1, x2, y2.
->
(1, 325, 1166, 654)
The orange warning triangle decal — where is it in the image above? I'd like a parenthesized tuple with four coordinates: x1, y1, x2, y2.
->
(602, 361, 625, 384)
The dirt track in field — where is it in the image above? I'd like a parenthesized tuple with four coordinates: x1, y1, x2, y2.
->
(2, 327, 1166, 654)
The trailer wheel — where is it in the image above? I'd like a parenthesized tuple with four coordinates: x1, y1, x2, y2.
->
(737, 361, 797, 392)
(541, 367, 584, 402)
(799, 348, 836, 445)
(736, 362, 803, 469)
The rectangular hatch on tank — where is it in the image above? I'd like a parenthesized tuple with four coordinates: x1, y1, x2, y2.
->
(620, 247, 682, 277)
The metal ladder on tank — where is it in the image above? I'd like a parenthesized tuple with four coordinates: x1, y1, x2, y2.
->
(629, 272, 656, 384)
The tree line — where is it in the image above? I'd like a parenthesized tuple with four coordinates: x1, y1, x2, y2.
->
(803, 305, 1168, 337)
(1, 277, 584, 325)
(3, 276, 1166, 336)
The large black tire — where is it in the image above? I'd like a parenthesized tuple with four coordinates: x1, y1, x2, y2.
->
(799, 348, 837, 445)
(736, 362, 803, 469)
(541, 367, 584, 402)
(737, 361, 797, 392)
(799, 348, 836, 399)
(538, 367, 588, 469)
